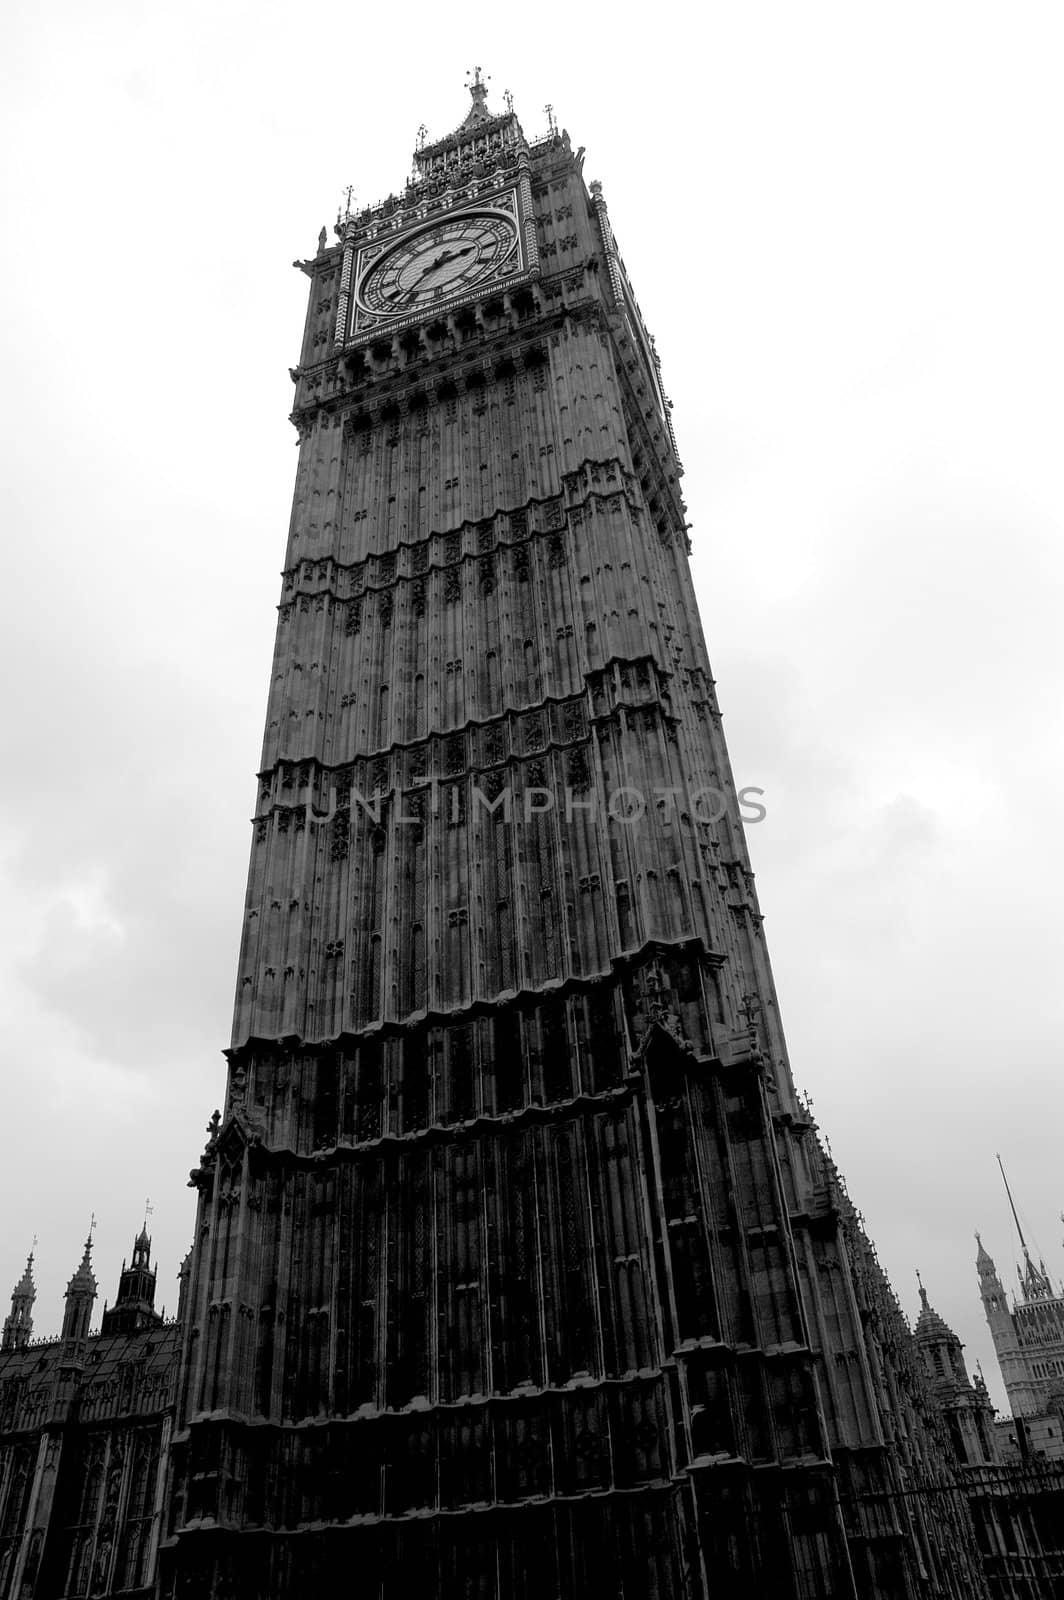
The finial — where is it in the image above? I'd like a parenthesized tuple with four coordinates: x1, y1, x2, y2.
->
(544, 103, 557, 137)
(343, 185, 354, 223)
(503, 89, 514, 115)
(417, 123, 428, 151)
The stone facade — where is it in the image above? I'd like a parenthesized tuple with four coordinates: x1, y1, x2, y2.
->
(978, 1235, 1064, 1461)
(914, 1279, 1064, 1599)
(158, 84, 993, 1598)
(5, 83, 1058, 1600)
(0, 1236, 182, 1599)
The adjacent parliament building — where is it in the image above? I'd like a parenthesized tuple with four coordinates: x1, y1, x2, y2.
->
(2, 80, 1063, 1600)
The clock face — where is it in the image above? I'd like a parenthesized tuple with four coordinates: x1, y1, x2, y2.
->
(358, 213, 518, 316)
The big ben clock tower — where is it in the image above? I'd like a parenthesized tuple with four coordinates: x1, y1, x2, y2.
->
(162, 78, 988, 1599)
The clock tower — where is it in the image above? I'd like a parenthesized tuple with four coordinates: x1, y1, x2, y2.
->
(162, 80, 989, 1599)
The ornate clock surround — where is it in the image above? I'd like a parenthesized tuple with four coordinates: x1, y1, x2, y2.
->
(343, 183, 531, 345)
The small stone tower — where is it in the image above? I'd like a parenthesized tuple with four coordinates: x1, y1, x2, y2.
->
(977, 1232, 1039, 1416)
(914, 1275, 996, 1465)
(101, 1225, 162, 1336)
(1, 1250, 36, 1351)
(60, 1228, 97, 1343)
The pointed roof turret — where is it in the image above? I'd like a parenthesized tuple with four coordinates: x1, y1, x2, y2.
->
(61, 1224, 98, 1342)
(66, 1230, 97, 1295)
(13, 1252, 35, 1300)
(914, 1273, 971, 1388)
(134, 1198, 152, 1262)
(976, 1231, 1007, 1300)
(2, 1247, 37, 1351)
(100, 1217, 161, 1337)
(914, 1273, 960, 1346)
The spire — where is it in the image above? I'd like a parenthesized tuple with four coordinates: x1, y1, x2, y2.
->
(913, 1275, 969, 1389)
(462, 65, 493, 128)
(133, 1198, 152, 1265)
(13, 1251, 35, 1300)
(68, 1228, 96, 1292)
(2, 1247, 37, 1351)
(997, 1156, 1055, 1301)
(913, 1278, 960, 1347)
(997, 1153, 1029, 1252)
(100, 1215, 161, 1337)
(976, 1232, 1007, 1303)
(61, 1222, 98, 1342)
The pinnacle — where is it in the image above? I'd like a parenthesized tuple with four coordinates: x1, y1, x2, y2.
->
(66, 1226, 98, 1297)
(11, 1250, 35, 1301)
(975, 1231, 996, 1270)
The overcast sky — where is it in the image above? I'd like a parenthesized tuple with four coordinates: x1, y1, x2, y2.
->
(3, 1, 1061, 1412)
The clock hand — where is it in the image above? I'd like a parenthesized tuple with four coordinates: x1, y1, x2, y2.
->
(379, 259, 451, 305)
(380, 244, 481, 307)
(383, 266, 440, 305)
(413, 244, 476, 286)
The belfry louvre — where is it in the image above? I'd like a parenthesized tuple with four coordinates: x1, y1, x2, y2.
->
(161, 81, 988, 1599)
